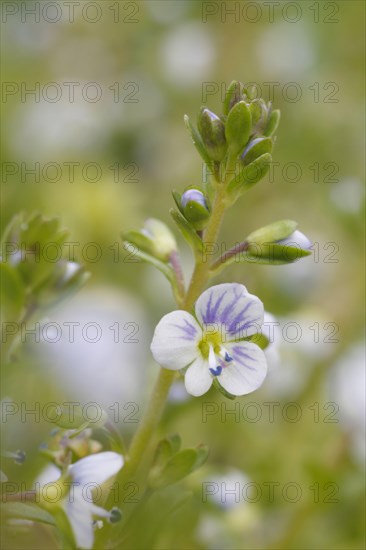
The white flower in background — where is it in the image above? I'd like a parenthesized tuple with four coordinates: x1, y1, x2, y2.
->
(31, 288, 148, 409)
(262, 311, 281, 370)
(198, 469, 260, 548)
(40, 452, 123, 549)
(160, 23, 214, 87)
(257, 24, 314, 78)
(330, 177, 364, 213)
(203, 468, 251, 510)
(151, 283, 267, 397)
(329, 343, 366, 463)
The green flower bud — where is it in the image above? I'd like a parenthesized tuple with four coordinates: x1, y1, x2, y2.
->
(247, 220, 298, 245)
(249, 99, 268, 135)
(241, 137, 272, 166)
(223, 80, 245, 116)
(264, 109, 281, 137)
(197, 108, 227, 162)
(225, 101, 252, 156)
(124, 219, 177, 262)
(227, 153, 272, 200)
(142, 219, 177, 260)
(246, 221, 312, 264)
(181, 189, 211, 231)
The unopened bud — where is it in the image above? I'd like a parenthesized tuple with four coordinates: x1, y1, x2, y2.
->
(223, 80, 245, 115)
(247, 220, 298, 245)
(241, 137, 272, 166)
(225, 101, 252, 156)
(124, 219, 177, 262)
(181, 189, 211, 231)
(197, 108, 227, 162)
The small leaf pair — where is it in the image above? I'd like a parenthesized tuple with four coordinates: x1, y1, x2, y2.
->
(149, 434, 209, 490)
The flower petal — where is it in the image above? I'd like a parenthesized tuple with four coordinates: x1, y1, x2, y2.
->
(151, 310, 201, 370)
(195, 283, 264, 341)
(184, 357, 213, 397)
(218, 342, 267, 396)
(68, 452, 123, 486)
(65, 488, 100, 549)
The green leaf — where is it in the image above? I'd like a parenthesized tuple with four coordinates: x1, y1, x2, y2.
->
(123, 219, 177, 262)
(166, 433, 182, 455)
(245, 242, 312, 264)
(241, 137, 273, 166)
(1, 502, 56, 526)
(227, 153, 271, 199)
(264, 109, 281, 137)
(0, 262, 25, 324)
(150, 445, 209, 490)
(193, 444, 209, 470)
(122, 240, 175, 283)
(122, 230, 155, 256)
(172, 191, 183, 214)
(184, 114, 211, 165)
(149, 434, 182, 485)
(170, 209, 203, 255)
(225, 101, 251, 156)
(0, 213, 22, 249)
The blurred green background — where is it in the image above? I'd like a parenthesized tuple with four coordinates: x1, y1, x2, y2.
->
(1, 1, 365, 549)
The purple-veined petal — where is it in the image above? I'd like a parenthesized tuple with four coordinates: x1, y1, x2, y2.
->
(195, 283, 264, 341)
(151, 310, 201, 370)
(218, 342, 267, 396)
(184, 357, 213, 397)
(68, 452, 123, 486)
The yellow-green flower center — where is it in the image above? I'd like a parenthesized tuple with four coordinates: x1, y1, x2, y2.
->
(198, 330, 222, 359)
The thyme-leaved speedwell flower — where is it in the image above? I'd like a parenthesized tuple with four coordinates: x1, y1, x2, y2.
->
(39, 452, 123, 549)
(151, 283, 267, 397)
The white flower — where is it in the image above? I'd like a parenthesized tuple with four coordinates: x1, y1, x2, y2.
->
(41, 452, 123, 549)
(151, 283, 267, 397)
(329, 343, 366, 463)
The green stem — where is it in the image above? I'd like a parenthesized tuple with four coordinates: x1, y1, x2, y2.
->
(115, 152, 237, 488)
(182, 183, 227, 311)
(122, 368, 176, 478)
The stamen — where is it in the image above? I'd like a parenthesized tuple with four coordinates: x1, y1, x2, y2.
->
(208, 345, 217, 369)
(219, 348, 233, 363)
(209, 366, 222, 376)
(109, 507, 122, 524)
